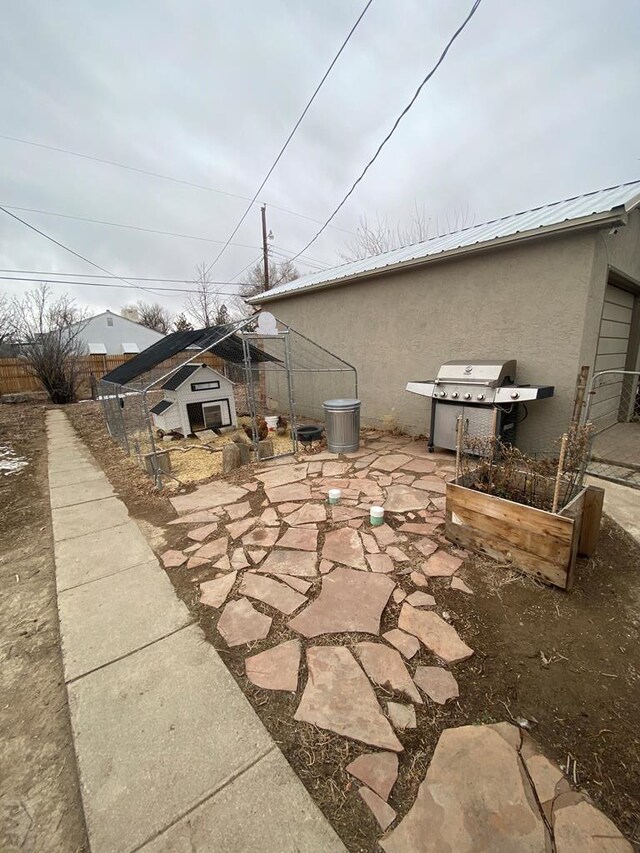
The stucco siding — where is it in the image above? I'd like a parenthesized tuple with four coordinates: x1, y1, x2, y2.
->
(262, 233, 599, 453)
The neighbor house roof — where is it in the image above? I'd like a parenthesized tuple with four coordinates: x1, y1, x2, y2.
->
(248, 179, 640, 304)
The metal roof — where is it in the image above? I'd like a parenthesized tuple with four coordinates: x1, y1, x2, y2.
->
(249, 180, 640, 304)
(161, 363, 200, 391)
(150, 399, 174, 416)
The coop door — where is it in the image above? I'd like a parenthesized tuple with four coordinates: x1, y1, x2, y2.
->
(203, 403, 223, 429)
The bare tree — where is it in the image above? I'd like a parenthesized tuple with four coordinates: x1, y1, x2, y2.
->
(173, 312, 193, 332)
(0, 293, 14, 352)
(135, 301, 172, 334)
(185, 262, 230, 328)
(240, 258, 299, 301)
(10, 284, 89, 404)
(339, 204, 472, 262)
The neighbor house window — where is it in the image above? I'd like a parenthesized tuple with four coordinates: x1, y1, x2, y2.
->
(191, 380, 220, 391)
(107, 316, 114, 326)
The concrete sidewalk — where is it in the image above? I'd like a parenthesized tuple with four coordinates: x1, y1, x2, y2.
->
(47, 410, 345, 853)
(585, 474, 640, 546)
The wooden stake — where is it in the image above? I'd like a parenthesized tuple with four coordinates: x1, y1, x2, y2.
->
(552, 433, 569, 514)
(571, 366, 590, 431)
(455, 414, 464, 481)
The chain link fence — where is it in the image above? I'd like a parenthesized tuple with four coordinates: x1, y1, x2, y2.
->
(583, 369, 640, 489)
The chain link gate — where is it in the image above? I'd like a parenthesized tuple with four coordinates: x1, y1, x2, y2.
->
(584, 369, 640, 488)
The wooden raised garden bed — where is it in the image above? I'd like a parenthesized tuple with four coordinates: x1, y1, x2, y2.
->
(445, 478, 604, 590)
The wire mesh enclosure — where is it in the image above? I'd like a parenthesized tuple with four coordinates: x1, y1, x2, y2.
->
(583, 369, 640, 489)
(98, 314, 357, 485)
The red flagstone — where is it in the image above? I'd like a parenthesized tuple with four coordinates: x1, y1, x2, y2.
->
(386, 546, 410, 562)
(294, 646, 402, 752)
(346, 752, 398, 800)
(399, 522, 441, 536)
(392, 588, 407, 604)
(168, 510, 219, 525)
(354, 642, 422, 704)
(239, 573, 307, 615)
(217, 597, 272, 647)
(278, 574, 312, 594)
(186, 556, 209, 570)
(371, 525, 398, 547)
(230, 548, 250, 570)
(319, 559, 333, 574)
(247, 548, 266, 564)
(399, 457, 437, 474)
(242, 527, 280, 548)
(371, 453, 413, 472)
(170, 482, 247, 514)
(322, 527, 367, 571)
(360, 532, 379, 554)
(265, 483, 312, 503)
(283, 503, 326, 526)
(186, 522, 218, 542)
(245, 639, 301, 692)
(412, 476, 448, 495)
(214, 555, 231, 572)
(289, 567, 395, 637)
(199, 571, 237, 609)
(422, 551, 463, 577)
(383, 485, 433, 513)
(414, 666, 459, 704)
(278, 502, 303, 514)
(410, 572, 428, 587)
(383, 628, 420, 659)
(359, 788, 397, 831)
(277, 527, 318, 552)
(331, 505, 368, 522)
(226, 517, 257, 539)
(195, 536, 229, 560)
(406, 591, 436, 608)
(399, 604, 474, 664)
(225, 501, 252, 520)
(451, 576, 474, 595)
(258, 549, 318, 577)
(161, 550, 187, 568)
(367, 553, 394, 574)
(414, 539, 438, 559)
(259, 507, 280, 526)
(255, 463, 308, 487)
(387, 702, 417, 730)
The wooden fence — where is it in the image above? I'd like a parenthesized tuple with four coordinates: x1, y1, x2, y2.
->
(0, 354, 226, 398)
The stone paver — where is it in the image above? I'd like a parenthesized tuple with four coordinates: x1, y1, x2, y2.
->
(187, 522, 218, 542)
(386, 546, 409, 562)
(226, 501, 252, 520)
(383, 628, 420, 659)
(413, 666, 459, 704)
(360, 532, 379, 553)
(370, 524, 398, 547)
(187, 556, 209, 570)
(161, 550, 187, 568)
(255, 463, 308, 487)
(322, 527, 367, 570)
(170, 482, 247, 514)
(387, 702, 416, 730)
(399, 522, 440, 536)
(414, 539, 438, 559)
(277, 527, 318, 552)
(195, 536, 229, 560)
(200, 572, 237, 609)
(217, 598, 272, 646)
(525, 754, 564, 804)
(259, 507, 280, 526)
(247, 548, 267, 564)
(410, 571, 428, 588)
(214, 555, 232, 572)
(383, 485, 432, 512)
(422, 551, 463, 577)
(294, 646, 402, 752)
(242, 527, 280, 548)
(227, 517, 257, 539)
(553, 799, 632, 852)
(167, 510, 219, 525)
(398, 604, 474, 664)
(451, 576, 474, 595)
(405, 591, 436, 608)
(239, 573, 307, 615)
(354, 642, 422, 704)
(400, 458, 437, 474)
(367, 553, 394, 573)
(359, 788, 397, 831)
(381, 725, 550, 853)
(289, 568, 395, 637)
(258, 549, 318, 577)
(265, 483, 312, 503)
(284, 503, 326, 526)
(371, 454, 412, 472)
(231, 548, 250, 570)
(346, 752, 398, 800)
(245, 639, 301, 692)
(278, 574, 312, 594)
(391, 588, 407, 604)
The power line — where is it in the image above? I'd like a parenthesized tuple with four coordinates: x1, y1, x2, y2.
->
(0, 205, 161, 297)
(204, 0, 374, 276)
(289, 0, 483, 262)
(0, 274, 243, 296)
(0, 268, 251, 284)
(0, 133, 356, 235)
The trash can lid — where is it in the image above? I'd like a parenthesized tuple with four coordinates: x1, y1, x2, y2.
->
(322, 398, 360, 409)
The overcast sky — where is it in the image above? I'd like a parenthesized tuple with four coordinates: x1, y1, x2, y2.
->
(1, 0, 639, 318)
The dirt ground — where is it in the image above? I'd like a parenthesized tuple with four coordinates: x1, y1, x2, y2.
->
(0, 403, 87, 853)
(67, 400, 640, 852)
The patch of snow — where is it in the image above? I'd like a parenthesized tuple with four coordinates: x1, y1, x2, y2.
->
(0, 445, 29, 476)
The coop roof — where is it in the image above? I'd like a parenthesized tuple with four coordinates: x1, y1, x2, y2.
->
(150, 399, 174, 416)
(101, 324, 275, 387)
(161, 363, 200, 391)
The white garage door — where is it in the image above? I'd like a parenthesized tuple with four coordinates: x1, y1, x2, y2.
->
(591, 284, 633, 432)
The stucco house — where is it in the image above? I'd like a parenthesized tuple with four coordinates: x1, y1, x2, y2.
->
(150, 363, 237, 436)
(248, 181, 640, 453)
(75, 310, 166, 355)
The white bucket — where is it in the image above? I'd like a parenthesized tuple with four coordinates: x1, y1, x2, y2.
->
(370, 506, 384, 526)
(265, 416, 278, 432)
(328, 488, 341, 505)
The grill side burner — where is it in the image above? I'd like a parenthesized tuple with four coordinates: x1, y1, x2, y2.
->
(406, 359, 554, 452)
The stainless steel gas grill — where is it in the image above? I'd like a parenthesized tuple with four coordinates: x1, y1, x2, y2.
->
(406, 359, 554, 452)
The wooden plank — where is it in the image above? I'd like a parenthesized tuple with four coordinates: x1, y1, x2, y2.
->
(445, 519, 570, 589)
(577, 486, 604, 558)
(447, 482, 572, 540)
(560, 490, 585, 592)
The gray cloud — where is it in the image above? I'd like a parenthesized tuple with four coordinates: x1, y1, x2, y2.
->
(1, 0, 639, 316)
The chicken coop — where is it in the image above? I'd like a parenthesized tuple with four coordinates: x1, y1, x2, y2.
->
(150, 363, 237, 437)
(98, 314, 357, 484)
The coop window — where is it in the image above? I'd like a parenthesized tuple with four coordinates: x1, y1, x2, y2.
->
(191, 380, 220, 392)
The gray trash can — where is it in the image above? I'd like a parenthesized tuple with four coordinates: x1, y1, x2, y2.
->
(322, 398, 361, 454)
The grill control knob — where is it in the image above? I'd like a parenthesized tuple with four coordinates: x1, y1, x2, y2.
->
(439, 391, 447, 398)
(451, 391, 458, 399)
(511, 391, 519, 399)
(477, 393, 486, 401)
(464, 392, 471, 400)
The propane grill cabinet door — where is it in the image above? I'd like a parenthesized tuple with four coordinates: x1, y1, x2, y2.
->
(433, 403, 464, 450)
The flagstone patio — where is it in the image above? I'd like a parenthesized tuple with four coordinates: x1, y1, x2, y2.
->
(160, 433, 632, 850)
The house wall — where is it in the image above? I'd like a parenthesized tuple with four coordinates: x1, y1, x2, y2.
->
(80, 312, 166, 355)
(262, 232, 602, 453)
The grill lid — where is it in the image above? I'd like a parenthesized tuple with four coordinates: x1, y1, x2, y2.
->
(435, 359, 517, 387)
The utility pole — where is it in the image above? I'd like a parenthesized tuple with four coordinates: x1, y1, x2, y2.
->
(261, 204, 270, 292)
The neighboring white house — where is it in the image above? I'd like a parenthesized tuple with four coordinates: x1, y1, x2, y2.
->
(150, 363, 237, 436)
(76, 310, 166, 355)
